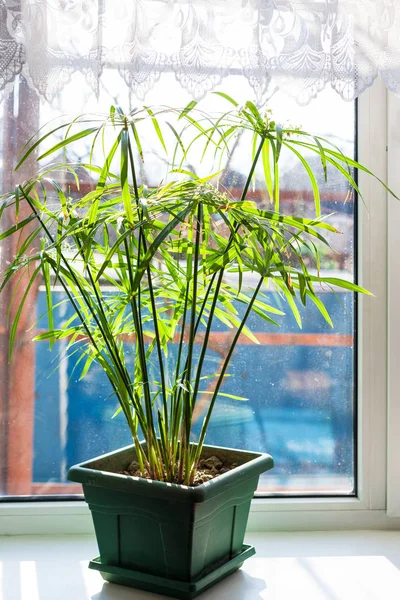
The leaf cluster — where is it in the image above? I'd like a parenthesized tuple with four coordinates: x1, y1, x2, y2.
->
(1, 96, 384, 484)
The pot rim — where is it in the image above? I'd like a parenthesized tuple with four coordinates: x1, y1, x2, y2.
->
(68, 442, 274, 503)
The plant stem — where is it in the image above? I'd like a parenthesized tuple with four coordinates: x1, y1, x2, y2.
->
(123, 236, 159, 479)
(194, 276, 264, 464)
(127, 133, 169, 440)
(183, 203, 202, 483)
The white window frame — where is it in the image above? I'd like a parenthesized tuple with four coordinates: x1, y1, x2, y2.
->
(1, 79, 399, 535)
(387, 89, 400, 518)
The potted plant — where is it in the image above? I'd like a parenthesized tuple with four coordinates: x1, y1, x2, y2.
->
(0, 95, 391, 598)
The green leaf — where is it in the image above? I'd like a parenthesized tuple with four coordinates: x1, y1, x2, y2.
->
(120, 128, 134, 224)
(275, 123, 283, 160)
(15, 122, 78, 171)
(14, 185, 20, 222)
(251, 132, 258, 192)
(131, 204, 194, 293)
(79, 352, 97, 380)
(130, 121, 144, 162)
(272, 140, 279, 212)
(0, 215, 36, 241)
(212, 92, 239, 107)
(37, 127, 99, 161)
(306, 291, 333, 327)
(170, 168, 198, 179)
(88, 133, 121, 225)
(274, 278, 302, 328)
(310, 276, 372, 295)
(179, 100, 197, 120)
(112, 406, 123, 419)
(199, 373, 232, 381)
(9, 265, 41, 360)
(204, 246, 237, 274)
(41, 252, 55, 348)
(298, 273, 307, 306)
(283, 142, 321, 217)
(145, 106, 167, 153)
(166, 122, 186, 161)
(313, 136, 328, 181)
(95, 228, 137, 282)
(262, 138, 273, 203)
(50, 180, 68, 218)
(199, 391, 248, 401)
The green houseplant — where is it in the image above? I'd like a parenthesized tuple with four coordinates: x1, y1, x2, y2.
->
(0, 95, 391, 598)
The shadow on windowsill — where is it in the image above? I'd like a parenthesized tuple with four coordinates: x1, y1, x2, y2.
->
(91, 569, 266, 600)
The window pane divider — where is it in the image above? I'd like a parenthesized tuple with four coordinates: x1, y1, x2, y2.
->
(387, 89, 400, 517)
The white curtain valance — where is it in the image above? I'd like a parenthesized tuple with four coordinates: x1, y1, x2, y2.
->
(1, 0, 400, 105)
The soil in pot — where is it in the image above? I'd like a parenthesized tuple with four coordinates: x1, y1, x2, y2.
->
(118, 455, 238, 485)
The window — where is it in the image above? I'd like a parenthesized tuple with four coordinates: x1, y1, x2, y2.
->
(0, 71, 359, 500)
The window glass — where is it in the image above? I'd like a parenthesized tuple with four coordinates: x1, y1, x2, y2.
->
(0, 73, 355, 498)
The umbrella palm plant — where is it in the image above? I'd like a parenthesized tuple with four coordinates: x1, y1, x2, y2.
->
(0, 95, 386, 486)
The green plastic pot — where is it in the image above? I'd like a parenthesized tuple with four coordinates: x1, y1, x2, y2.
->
(68, 442, 273, 599)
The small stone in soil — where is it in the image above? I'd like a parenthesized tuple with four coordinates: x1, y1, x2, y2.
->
(198, 456, 223, 471)
(192, 471, 215, 485)
(127, 460, 141, 471)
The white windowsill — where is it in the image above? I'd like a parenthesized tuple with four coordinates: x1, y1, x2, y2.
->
(2, 497, 400, 535)
(2, 531, 400, 600)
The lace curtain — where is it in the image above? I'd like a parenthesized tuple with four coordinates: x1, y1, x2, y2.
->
(1, 0, 400, 106)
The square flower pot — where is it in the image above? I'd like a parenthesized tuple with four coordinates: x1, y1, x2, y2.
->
(68, 443, 273, 599)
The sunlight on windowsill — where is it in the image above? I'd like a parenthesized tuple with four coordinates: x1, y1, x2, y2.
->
(1, 531, 400, 600)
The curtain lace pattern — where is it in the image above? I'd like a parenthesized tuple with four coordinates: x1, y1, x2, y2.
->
(1, 0, 400, 105)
